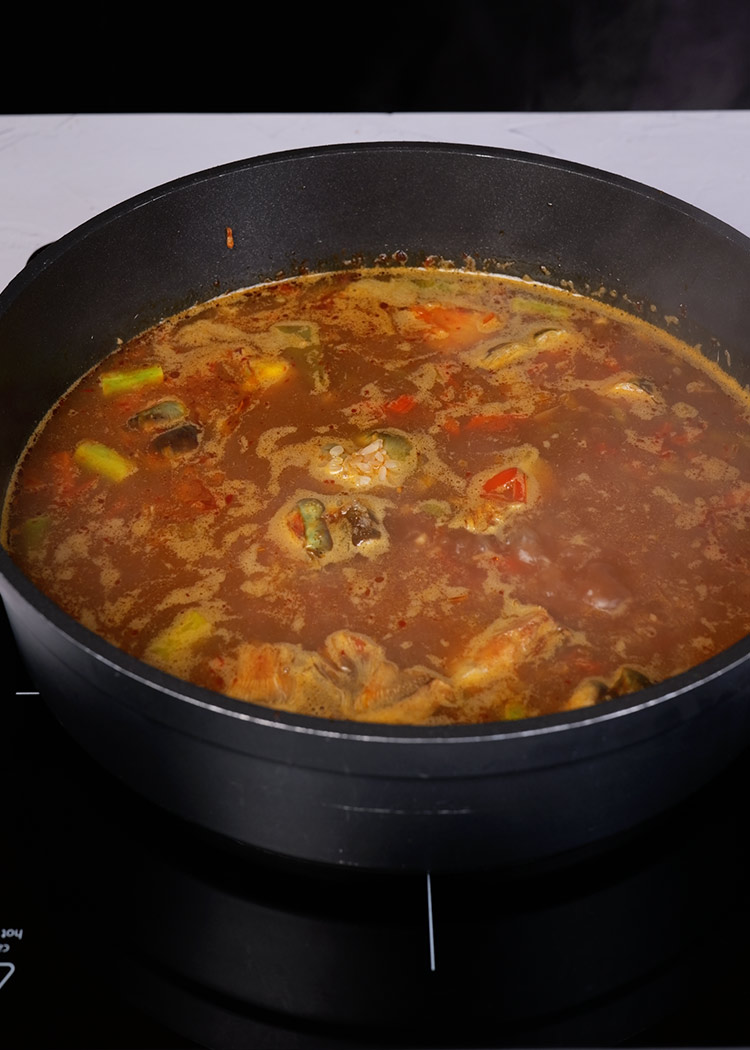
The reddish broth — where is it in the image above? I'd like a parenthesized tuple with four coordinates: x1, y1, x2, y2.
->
(3, 267, 750, 724)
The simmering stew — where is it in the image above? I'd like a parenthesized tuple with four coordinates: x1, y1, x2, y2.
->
(3, 267, 750, 724)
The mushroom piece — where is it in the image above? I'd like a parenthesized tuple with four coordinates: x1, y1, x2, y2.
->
(341, 500, 381, 546)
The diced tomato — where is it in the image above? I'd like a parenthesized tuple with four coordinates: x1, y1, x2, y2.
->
(411, 304, 496, 351)
(287, 508, 305, 539)
(386, 394, 416, 414)
(481, 467, 528, 503)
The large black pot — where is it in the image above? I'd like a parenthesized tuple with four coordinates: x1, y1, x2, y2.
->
(2, 141, 750, 873)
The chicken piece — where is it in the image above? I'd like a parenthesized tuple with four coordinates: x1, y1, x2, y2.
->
(449, 607, 561, 695)
(357, 677, 457, 724)
(226, 641, 346, 716)
(321, 630, 456, 720)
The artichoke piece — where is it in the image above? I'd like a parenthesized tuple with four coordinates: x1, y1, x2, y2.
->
(564, 677, 610, 710)
(128, 399, 187, 431)
(480, 340, 533, 369)
(604, 376, 664, 413)
(565, 665, 653, 710)
(342, 500, 381, 546)
(149, 422, 201, 456)
(296, 497, 333, 557)
(609, 376, 657, 398)
(610, 666, 653, 696)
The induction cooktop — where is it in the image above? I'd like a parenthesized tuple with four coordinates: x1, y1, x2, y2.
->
(4, 594, 750, 1049)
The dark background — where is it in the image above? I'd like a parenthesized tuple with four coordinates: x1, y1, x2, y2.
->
(7, 0, 750, 114)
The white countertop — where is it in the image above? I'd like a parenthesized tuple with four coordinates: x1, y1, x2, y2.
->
(1, 111, 749, 292)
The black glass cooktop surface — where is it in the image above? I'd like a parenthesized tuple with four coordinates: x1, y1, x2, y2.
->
(4, 596, 750, 1050)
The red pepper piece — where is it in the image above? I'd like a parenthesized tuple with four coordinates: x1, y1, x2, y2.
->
(481, 467, 528, 503)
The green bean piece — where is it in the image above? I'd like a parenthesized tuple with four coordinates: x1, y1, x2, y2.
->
(297, 498, 333, 557)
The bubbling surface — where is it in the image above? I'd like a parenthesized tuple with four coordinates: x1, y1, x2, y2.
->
(4, 267, 750, 724)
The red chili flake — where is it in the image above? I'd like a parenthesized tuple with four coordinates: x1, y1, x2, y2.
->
(397, 619, 407, 629)
(225, 226, 235, 249)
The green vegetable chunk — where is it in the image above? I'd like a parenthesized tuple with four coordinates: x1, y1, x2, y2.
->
(74, 440, 136, 482)
(20, 514, 51, 551)
(145, 609, 212, 669)
(272, 322, 327, 391)
(100, 365, 164, 397)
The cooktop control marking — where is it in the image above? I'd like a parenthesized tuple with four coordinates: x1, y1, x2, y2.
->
(0, 963, 15, 991)
(426, 872, 436, 972)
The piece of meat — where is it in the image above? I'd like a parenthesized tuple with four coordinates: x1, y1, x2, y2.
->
(321, 630, 456, 721)
(226, 641, 346, 716)
(448, 607, 561, 695)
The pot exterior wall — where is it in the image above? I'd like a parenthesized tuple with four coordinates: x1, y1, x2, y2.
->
(5, 579, 750, 871)
(3, 144, 750, 869)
